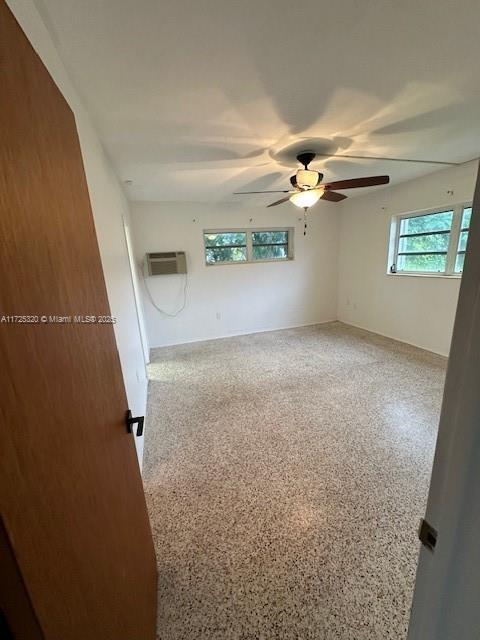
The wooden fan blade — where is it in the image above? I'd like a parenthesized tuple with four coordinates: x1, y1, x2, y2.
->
(234, 190, 290, 194)
(267, 196, 291, 208)
(322, 175, 389, 190)
(320, 190, 347, 202)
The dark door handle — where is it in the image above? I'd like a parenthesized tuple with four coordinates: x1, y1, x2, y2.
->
(125, 410, 144, 437)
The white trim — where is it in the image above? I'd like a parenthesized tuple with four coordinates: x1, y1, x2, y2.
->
(122, 217, 150, 365)
(338, 320, 450, 358)
(149, 318, 451, 357)
(386, 272, 461, 280)
(388, 202, 472, 276)
(148, 319, 335, 350)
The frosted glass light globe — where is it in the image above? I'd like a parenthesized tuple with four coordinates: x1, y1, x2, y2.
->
(289, 188, 323, 208)
(295, 170, 319, 189)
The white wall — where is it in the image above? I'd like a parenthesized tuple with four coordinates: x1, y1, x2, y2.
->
(12, 2, 474, 378)
(8, 0, 148, 465)
(131, 202, 340, 347)
(337, 160, 478, 356)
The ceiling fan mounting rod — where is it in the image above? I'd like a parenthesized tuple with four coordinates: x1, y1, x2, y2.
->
(297, 151, 316, 169)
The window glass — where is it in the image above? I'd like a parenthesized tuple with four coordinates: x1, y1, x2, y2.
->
(398, 233, 450, 253)
(461, 207, 472, 229)
(458, 231, 469, 253)
(204, 232, 247, 264)
(399, 211, 453, 235)
(455, 253, 465, 273)
(252, 230, 288, 261)
(396, 211, 453, 273)
(397, 253, 447, 273)
(455, 207, 472, 273)
(390, 206, 472, 276)
(252, 231, 288, 244)
(204, 229, 292, 265)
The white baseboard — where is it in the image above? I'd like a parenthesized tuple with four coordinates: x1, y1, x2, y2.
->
(149, 317, 449, 358)
(149, 318, 338, 350)
(337, 319, 449, 358)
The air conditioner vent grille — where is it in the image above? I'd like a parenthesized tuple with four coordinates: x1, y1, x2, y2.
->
(149, 252, 177, 259)
(146, 251, 187, 276)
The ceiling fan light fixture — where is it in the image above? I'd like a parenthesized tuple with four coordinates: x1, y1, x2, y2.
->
(295, 169, 319, 189)
(289, 188, 323, 208)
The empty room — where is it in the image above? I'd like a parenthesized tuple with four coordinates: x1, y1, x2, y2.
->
(1, 1, 480, 640)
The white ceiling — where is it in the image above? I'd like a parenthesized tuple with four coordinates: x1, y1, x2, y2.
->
(36, 0, 480, 203)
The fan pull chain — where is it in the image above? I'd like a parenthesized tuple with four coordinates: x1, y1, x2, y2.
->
(304, 207, 308, 235)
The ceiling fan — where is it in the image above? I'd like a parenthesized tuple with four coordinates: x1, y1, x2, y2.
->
(234, 152, 390, 210)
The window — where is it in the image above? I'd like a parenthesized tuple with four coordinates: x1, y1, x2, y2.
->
(396, 210, 453, 273)
(455, 207, 472, 273)
(390, 204, 472, 276)
(204, 232, 247, 264)
(252, 230, 289, 260)
(204, 229, 293, 265)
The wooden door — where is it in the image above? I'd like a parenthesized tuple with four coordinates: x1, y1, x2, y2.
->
(0, 3, 157, 638)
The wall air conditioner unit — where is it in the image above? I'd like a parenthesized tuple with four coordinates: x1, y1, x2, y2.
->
(146, 251, 187, 276)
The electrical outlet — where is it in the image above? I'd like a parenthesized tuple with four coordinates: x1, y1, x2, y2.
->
(216, 312, 221, 320)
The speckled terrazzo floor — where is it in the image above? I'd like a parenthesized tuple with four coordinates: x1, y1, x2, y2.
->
(143, 321, 446, 640)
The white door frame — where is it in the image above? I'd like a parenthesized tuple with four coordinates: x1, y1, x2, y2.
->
(122, 215, 150, 364)
(408, 161, 480, 639)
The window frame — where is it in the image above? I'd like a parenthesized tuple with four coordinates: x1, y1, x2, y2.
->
(203, 227, 294, 266)
(389, 202, 472, 277)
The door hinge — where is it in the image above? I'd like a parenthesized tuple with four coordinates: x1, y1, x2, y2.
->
(125, 410, 144, 437)
(419, 518, 437, 552)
